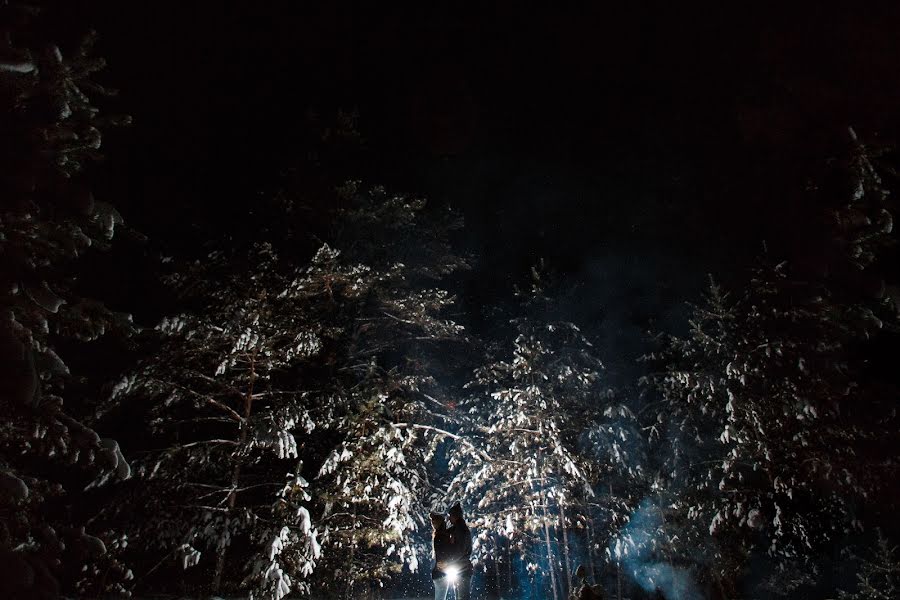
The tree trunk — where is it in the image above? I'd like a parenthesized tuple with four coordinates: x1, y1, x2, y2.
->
(492, 535, 501, 599)
(657, 495, 680, 600)
(714, 572, 730, 600)
(608, 485, 622, 600)
(212, 349, 257, 595)
(559, 502, 573, 598)
(617, 561, 623, 600)
(536, 447, 560, 600)
(587, 517, 598, 583)
(345, 507, 357, 600)
(543, 518, 560, 600)
(507, 535, 513, 598)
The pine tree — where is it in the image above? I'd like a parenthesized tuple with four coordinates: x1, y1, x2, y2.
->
(99, 242, 323, 600)
(1, 4, 133, 598)
(836, 531, 899, 600)
(100, 182, 469, 597)
(583, 383, 648, 594)
(311, 183, 469, 596)
(643, 269, 863, 592)
(640, 132, 898, 595)
(448, 281, 604, 600)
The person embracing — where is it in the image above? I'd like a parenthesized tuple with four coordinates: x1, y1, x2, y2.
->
(447, 503, 473, 600)
(431, 512, 454, 600)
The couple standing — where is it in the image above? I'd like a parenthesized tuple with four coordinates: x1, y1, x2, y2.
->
(430, 503, 473, 600)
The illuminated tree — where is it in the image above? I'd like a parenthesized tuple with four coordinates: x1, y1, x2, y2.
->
(98, 242, 323, 600)
(581, 384, 648, 591)
(448, 291, 603, 600)
(311, 183, 469, 596)
(100, 182, 468, 598)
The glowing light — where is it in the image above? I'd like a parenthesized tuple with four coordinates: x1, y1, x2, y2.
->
(446, 565, 459, 583)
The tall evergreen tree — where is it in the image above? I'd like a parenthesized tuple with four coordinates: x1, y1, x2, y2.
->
(836, 531, 899, 600)
(99, 241, 323, 600)
(640, 132, 898, 597)
(1, 4, 133, 598)
(448, 280, 605, 600)
(311, 182, 469, 597)
(582, 383, 648, 594)
(100, 182, 469, 598)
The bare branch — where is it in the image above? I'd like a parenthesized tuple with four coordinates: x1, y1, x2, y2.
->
(392, 422, 493, 462)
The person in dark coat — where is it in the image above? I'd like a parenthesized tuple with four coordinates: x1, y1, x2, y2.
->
(447, 503, 473, 600)
(431, 512, 454, 600)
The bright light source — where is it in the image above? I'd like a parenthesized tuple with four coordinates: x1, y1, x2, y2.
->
(446, 565, 459, 583)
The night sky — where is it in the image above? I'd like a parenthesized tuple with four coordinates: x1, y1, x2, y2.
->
(69, 1, 900, 362)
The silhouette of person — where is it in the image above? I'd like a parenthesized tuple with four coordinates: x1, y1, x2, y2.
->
(431, 512, 454, 600)
(572, 564, 606, 599)
(447, 503, 473, 600)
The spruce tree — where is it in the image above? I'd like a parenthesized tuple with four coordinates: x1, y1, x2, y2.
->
(447, 281, 604, 600)
(837, 531, 899, 600)
(311, 182, 469, 596)
(641, 132, 898, 596)
(1, 4, 133, 598)
(100, 182, 469, 598)
(99, 242, 323, 600)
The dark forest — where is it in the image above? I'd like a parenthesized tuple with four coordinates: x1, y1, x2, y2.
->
(2, 2, 899, 599)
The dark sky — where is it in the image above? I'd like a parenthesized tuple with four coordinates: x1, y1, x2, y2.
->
(68, 1, 900, 363)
